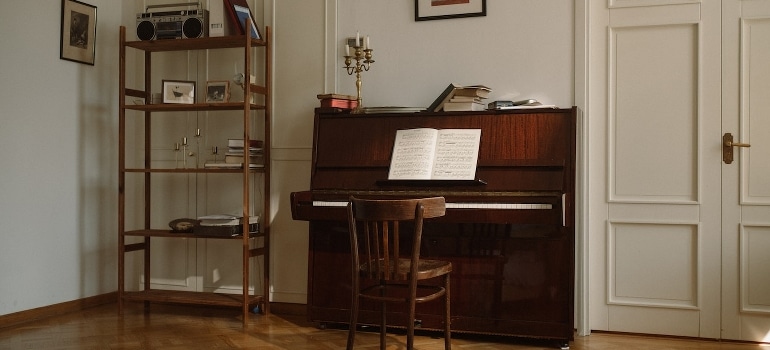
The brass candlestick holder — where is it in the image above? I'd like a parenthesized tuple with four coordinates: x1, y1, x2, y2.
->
(344, 38, 374, 113)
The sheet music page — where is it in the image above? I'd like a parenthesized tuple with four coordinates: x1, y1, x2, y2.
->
(387, 128, 481, 180)
(431, 129, 481, 180)
(388, 128, 439, 180)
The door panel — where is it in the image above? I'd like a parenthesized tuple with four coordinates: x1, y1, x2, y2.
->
(594, 0, 723, 338)
(610, 23, 698, 202)
(722, 0, 770, 342)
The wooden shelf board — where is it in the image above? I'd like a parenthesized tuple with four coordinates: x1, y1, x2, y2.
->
(123, 229, 262, 240)
(125, 36, 266, 52)
(123, 102, 267, 112)
(122, 168, 266, 174)
(122, 290, 263, 308)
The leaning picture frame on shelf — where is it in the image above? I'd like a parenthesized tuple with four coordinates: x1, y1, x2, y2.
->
(60, 0, 97, 65)
(206, 81, 230, 103)
(415, 0, 486, 21)
(233, 5, 260, 39)
(162, 80, 196, 104)
(225, 0, 261, 40)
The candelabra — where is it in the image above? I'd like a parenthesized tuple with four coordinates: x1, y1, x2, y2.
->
(344, 35, 374, 113)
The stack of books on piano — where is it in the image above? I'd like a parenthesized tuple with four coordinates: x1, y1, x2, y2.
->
(427, 83, 492, 112)
(317, 93, 358, 110)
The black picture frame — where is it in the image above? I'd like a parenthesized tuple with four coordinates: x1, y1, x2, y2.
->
(60, 0, 97, 65)
(162, 80, 196, 104)
(415, 0, 486, 21)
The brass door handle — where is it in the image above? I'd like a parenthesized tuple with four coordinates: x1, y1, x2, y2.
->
(723, 132, 751, 164)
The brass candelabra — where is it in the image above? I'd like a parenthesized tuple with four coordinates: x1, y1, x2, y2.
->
(344, 36, 374, 113)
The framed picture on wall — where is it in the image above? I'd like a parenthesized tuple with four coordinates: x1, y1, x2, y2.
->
(162, 80, 196, 104)
(60, 0, 97, 65)
(415, 0, 486, 21)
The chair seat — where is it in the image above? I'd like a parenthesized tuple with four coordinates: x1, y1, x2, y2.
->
(360, 258, 452, 280)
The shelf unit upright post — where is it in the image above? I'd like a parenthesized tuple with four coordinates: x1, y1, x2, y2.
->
(117, 23, 271, 324)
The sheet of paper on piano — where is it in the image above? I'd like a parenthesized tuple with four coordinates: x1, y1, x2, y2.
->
(387, 128, 481, 181)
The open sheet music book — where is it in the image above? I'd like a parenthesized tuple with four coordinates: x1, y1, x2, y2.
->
(388, 128, 481, 180)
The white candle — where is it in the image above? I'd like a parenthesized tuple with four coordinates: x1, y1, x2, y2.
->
(366, 36, 370, 50)
(356, 31, 360, 46)
(345, 44, 350, 56)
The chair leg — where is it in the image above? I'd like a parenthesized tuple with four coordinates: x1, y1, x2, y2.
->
(407, 298, 416, 350)
(347, 291, 359, 349)
(444, 274, 451, 350)
(380, 301, 387, 350)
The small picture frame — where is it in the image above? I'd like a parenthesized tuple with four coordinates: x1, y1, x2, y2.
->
(415, 0, 486, 21)
(162, 80, 196, 104)
(206, 81, 230, 103)
(60, 0, 97, 65)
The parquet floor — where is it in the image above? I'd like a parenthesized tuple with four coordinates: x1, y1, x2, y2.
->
(0, 302, 767, 350)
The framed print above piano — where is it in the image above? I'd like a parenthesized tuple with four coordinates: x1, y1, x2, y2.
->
(415, 0, 486, 21)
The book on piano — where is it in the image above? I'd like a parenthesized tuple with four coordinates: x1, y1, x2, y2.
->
(387, 128, 481, 181)
(426, 83, 491, 112)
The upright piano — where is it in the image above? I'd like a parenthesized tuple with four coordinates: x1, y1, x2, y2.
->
(291, 107, 576, 347)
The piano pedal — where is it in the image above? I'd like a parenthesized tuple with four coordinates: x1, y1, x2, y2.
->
(414, 319, 422, 328)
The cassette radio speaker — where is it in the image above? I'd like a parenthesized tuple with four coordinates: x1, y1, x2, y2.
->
(136, 2, 208, 41)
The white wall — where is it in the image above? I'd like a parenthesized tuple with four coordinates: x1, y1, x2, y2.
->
(335, 0, 574, 108)
(0, 0, 126, 316)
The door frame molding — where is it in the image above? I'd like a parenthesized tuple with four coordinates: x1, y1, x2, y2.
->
(574, 0, 591, 337)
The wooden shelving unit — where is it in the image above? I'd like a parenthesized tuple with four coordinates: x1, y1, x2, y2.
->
(117, 25, 271, 323)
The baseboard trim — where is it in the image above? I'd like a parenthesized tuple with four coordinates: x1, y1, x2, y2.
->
(269, 302, 307, 316)
(0, 294, 307, 329)
(0, 292, 118, 329)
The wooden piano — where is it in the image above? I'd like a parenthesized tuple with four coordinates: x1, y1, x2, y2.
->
(291, 107, 576, 347)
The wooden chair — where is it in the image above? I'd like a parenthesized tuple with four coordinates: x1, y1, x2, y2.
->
(346, 196, 452, 350)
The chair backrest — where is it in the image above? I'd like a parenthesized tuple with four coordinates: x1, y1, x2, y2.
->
(347, 197, 446, 282)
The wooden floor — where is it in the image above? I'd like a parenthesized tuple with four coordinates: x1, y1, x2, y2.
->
(0, 303, 766, 350)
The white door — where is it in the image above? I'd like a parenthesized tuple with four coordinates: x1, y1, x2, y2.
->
(721, 0, 770, 342)
(587, 1, 723, 338)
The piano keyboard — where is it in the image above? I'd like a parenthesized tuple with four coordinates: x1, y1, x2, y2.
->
(311, 201, 552, 210)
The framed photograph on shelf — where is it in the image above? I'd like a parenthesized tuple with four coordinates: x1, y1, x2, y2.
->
(206, 81, 230, 103)
(415, 0, 486, 21)
(162, 80, 196, 104)
(60, 0, 97, 65)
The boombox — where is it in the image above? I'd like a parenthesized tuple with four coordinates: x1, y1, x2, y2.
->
(136, 3, 208, 41)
